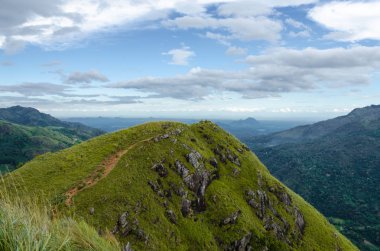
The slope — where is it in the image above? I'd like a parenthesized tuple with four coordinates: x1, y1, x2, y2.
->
(1, 121, 357, 250)
(254, 105, 380, 147)
(0, 106, 103, 140)
(0, 106, 104, 172)
(249, 105, 380, 250)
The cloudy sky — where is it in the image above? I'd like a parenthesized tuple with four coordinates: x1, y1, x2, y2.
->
(1, 0, 380, 119)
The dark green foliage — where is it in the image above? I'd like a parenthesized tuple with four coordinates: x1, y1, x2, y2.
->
(1, 121, 356, 250)
(250, 105, 380, 251)
(0, 106, 104, 172)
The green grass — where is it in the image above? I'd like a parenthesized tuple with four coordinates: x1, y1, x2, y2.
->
(0, 120, 101, 172)
(1, 121, 358, 250)
(0, 182, 120, 251)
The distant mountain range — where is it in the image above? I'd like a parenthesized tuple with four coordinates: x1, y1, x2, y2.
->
(64, 116, 307, 140)
(0, 106, 104, 172)
(249, 105, 380, 251)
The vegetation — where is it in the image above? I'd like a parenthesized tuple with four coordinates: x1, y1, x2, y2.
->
(0, 183, 120, 250)
(0, 106, 103, 172)
(250, 105, 380, 251)
(1, 121, 356, 250)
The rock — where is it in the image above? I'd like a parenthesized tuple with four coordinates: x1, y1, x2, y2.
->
(136, 228, 148, 242)
(294, 208, 305, 234)
(232, 168, 240, 176)
(247, 190, 268, 220)
(148, 180, 160, 192)
(280, 192, 292, 207)
(186, 151, 203, 168)
(124, 242, 133, 251)
(226, 149, 241, 166)
(264, 216, 287, 241)
(257, 190, 268, 219)
(213, 147, 226, 163)
(152, 163, 169, 178)
(119, 212, 129, 229)
(181, 198, 192, 217)
(164, 189, 172, 199)
(209, 158, 218, 168)
(166, 210, 177, 224)
(227, 232, 252, 251)
(183, 169, 211, 212)
(114, 212, 132, 236)
(221, 210, 241, 225)
(89, 207, 95, 215)
(247, 189, 255, 197)
(154, 134, 170, 142)
(175, 160, 189, 178)
(271, 188, 292, 207)
(172, 128, 182, 136)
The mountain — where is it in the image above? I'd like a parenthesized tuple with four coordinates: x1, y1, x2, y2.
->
(0, 106, 104, 172)
(0, 106, 103, 139)
(0, 121, 356, 250)
(249, 105, 380, 251)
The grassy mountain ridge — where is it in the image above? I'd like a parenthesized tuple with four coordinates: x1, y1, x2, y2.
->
(249, 105, 380, 250)
(0, 106, 104, 172)
(1, 121, 356, 250)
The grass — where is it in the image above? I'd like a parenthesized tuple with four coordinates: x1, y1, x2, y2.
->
(0, 121, 358, 250)
(0, 120, 101, 172)
(0, 182, 120, 251)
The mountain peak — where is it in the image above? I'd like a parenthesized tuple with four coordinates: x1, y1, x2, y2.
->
(1, 121, 357, 250)
(348, 104, 380, 118)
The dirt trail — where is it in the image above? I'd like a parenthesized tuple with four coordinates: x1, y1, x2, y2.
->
(65, 137, 153, 205)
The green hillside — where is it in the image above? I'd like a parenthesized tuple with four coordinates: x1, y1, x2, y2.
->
(1, 121, 357, 250)
(250, 105, 380, 251)
(0, 106, 104, 172)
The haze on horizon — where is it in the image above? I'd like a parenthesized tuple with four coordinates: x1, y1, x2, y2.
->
(1, 0, 380, 119)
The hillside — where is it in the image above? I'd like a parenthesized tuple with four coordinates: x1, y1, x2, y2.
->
(0, 106, 103, 139)
(1, 121, 356, 250)
(249, 105, 380, 250)
(0, 106, 104, 172)
(253, 105, 380, 147)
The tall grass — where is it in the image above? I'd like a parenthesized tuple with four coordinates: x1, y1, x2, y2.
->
(0, 180, 120, 251)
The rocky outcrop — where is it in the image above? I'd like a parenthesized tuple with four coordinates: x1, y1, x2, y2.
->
(152, 163, 169, 178)
(175, 160, 189, 178)
(226, 232, 253, 251)
(124, 242, 133, 251)
(294, 208, 305, 234)
(186, 150, 203, 169)
(181, 198, 192, 217)
(166, 209, 177, 224)
(113, 212, 148, 244)
(213, 146, 227, 163)
(209, 157, 218, 168)
(226, 149, 241, 166)
(221, 210, 241, 226)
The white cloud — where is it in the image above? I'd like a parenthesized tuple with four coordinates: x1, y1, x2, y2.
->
(309, 1, 380, 41)
(0, 0, 320, 51)
(164, 16, 282, 41)
(112, 46, 380, 100)
(289, 30, 311, 38)
(226, 46, 247, 56)
(163, 46, 195, 65)
(66, 70, 109, 84)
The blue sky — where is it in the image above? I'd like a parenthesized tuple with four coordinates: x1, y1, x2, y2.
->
(1, 0, 380, 119)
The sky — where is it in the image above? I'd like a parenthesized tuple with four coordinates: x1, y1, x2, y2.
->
(1, 0, 380, 119)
